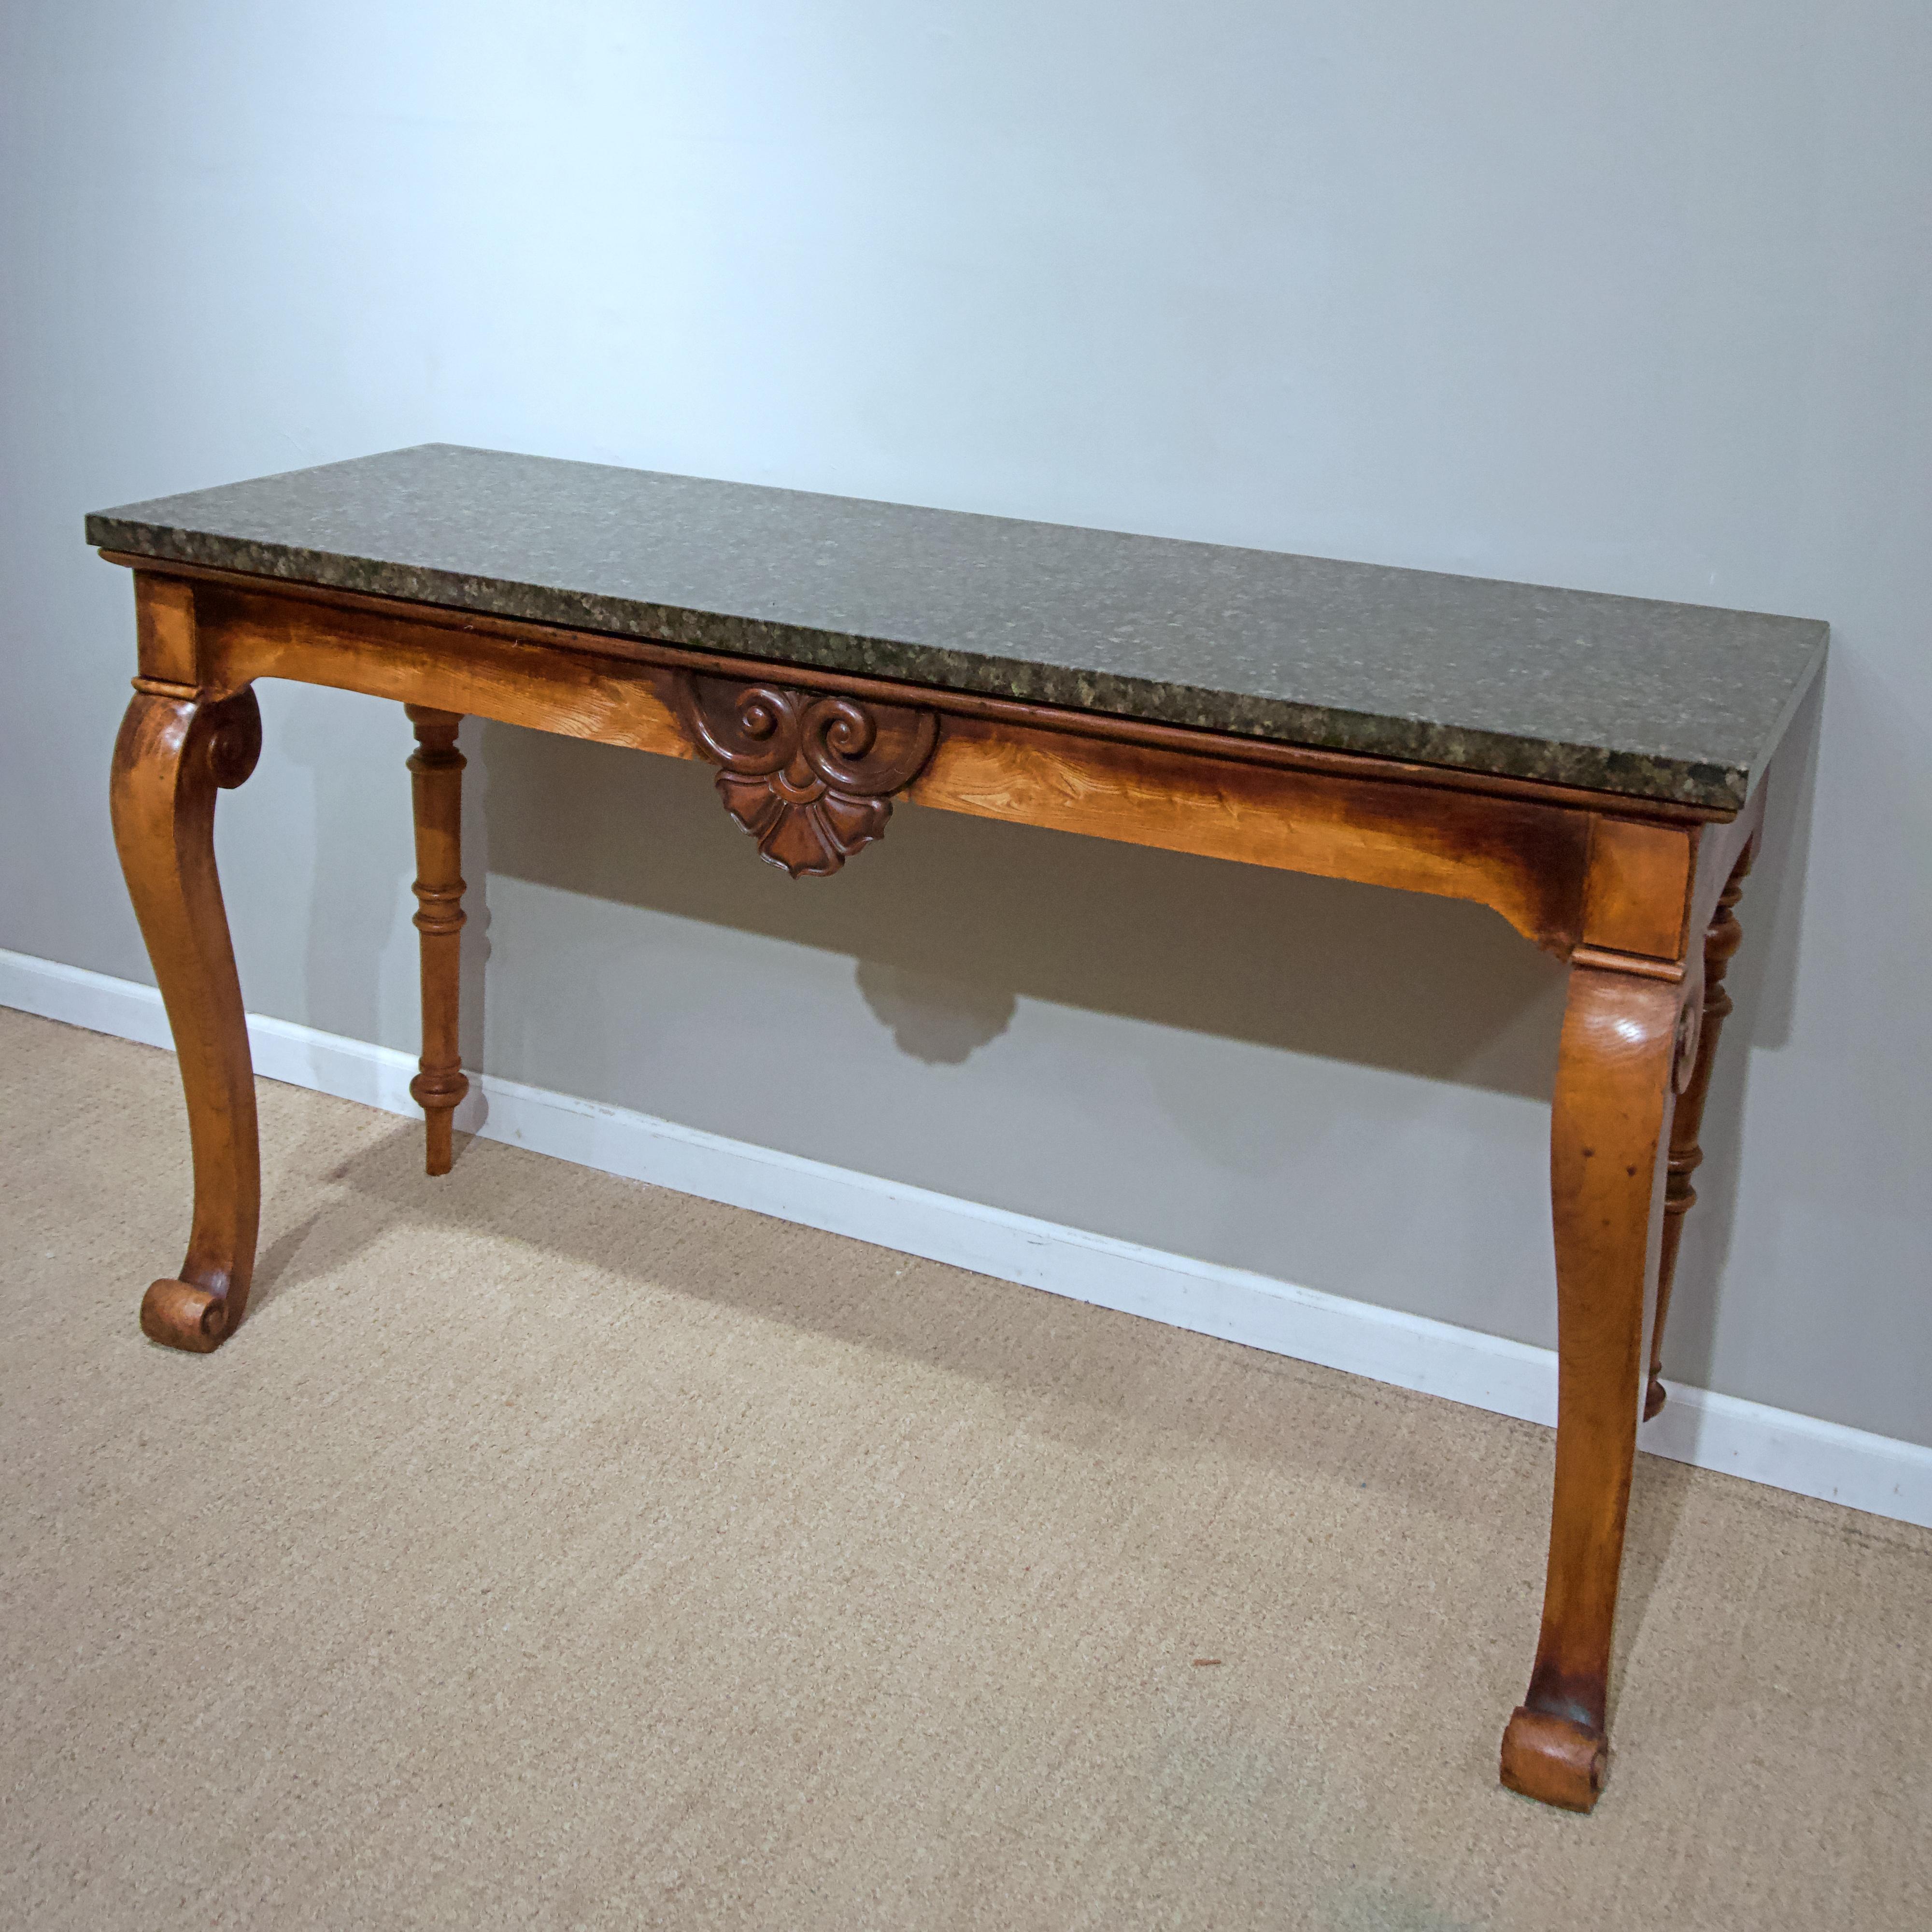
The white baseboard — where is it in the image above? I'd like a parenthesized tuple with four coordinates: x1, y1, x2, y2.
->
(6, 944, 1928, 1530)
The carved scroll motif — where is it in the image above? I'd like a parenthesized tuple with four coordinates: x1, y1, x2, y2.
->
(673, 674, 938, 877)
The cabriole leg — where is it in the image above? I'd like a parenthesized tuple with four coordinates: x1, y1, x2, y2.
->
(110, 682, 264, 1351)
(1647, 845, 1754, 1418)
(1500, 961, 1685, 1810)
(406, 705, 468, 1175)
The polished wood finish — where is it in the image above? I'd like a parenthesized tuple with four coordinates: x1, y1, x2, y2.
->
(1647, 842, 1754, 1419)
(1580, 815, 1694, 960)
(115, 563, 1616, 950)
(97, 555, 1728, 818)
(914, 712, 1592, 952)
(1501, 959, 1684, 1810)
(406, 706, 469, 1175)
(110, 668, 263, 1351)
(102, 554, 1782, 1814)
(673, 673, 938, 876)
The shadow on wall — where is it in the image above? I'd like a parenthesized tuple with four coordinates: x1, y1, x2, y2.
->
(267, 686, 414, 1051)
(474, 719, 1573, 1099)
(855, 960, 1016, 1066)
(1662, 671, 1824, 1393)
(262, 690, 497, 1083)
(446, 682, 1821, 1401)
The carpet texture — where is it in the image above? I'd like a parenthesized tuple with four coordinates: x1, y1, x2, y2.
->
(2, 1005, 1927, 1930)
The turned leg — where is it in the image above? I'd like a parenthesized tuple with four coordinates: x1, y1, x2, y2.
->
(110, 682, 264, 1351)
(1646, 846, 1754, 1418)
(1500, 961, 1685, 1810)
(406, 705, 469, 1175)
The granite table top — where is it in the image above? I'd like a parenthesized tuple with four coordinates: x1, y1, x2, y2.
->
(88, 444, 1827, 811)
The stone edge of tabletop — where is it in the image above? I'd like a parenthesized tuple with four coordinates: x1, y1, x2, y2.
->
(84, 501, 1829, 817)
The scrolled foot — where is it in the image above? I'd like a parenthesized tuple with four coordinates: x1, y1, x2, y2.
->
(139, 1279, 230, 1353)
(1500, 1706, 1607, 1811)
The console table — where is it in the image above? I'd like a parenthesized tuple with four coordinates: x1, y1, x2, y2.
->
(88, 444, 1825, 1813)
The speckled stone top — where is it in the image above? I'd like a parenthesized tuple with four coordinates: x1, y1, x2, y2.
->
(88, 444, 1826, 810)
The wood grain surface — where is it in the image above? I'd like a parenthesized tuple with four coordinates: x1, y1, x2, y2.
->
(100, 555, 1781, 1816)
(406, 705, 469, 1176)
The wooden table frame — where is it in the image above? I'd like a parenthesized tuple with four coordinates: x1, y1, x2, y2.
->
(104, 551, 1767, 1814)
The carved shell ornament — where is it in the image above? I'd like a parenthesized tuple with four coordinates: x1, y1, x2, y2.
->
(673, 674, 938, 877)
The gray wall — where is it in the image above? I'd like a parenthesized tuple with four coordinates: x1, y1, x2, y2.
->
(2, 3, 1924, 1444)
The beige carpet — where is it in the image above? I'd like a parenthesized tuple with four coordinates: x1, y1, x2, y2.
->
(2, 1006, 1927, 1931)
